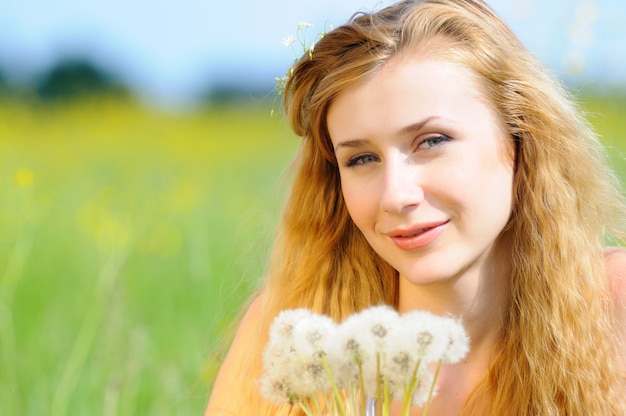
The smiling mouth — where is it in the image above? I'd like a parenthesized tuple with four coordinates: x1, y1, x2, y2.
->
(392, 221, 449, 238)
(400, 227, 435, 238)
(387, 220, 449, 250)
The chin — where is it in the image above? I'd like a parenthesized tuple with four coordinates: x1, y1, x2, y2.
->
(400, 270, 457, 287)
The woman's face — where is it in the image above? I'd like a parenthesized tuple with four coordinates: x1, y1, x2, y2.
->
(327, 53, 514, 287)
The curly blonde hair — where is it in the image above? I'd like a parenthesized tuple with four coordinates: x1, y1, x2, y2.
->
(230, 1, 626, 414)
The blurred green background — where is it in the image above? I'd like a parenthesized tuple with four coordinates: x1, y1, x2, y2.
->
(0, 95, 301, 415)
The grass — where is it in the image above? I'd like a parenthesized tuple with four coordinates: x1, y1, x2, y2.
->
(0, 91, 624, 415)
(579, 91, 626, 178)
(0, 98, 299, 415)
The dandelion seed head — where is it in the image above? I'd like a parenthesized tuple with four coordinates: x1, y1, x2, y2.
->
(262, 309, 319, 400)
(392, 351, 411, 372)
(294, 348, 332, 395)
(292, 313, 336, 354)
(258, 377, 291, 404)
(258, 362, 303, 406)
(306, 362, 324, 378)
(323, 339, 356, 388)
(442, 319, 470, 364)
(345, 338, 362, 361)
(416, 332, 434, 355)
(402, 311, 450, 362)
(260, 305, 469, 410)
(371, 323, 388, 338)
(327, 317, 375, 388)
(354, 305, 399, 347)
(270, 308, 313, 341)
(306, 329, 323, 345)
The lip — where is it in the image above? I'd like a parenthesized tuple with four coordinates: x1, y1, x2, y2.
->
(386, 220, 449, 250)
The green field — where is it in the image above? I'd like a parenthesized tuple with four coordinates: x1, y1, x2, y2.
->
(0, 93, 624, 415)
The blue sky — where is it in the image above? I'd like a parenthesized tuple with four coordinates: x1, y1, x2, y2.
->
(0, 0, 624, 108)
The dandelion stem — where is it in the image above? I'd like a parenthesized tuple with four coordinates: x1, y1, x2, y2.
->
(375, 354, 382, 415)
(346, 382, 356, 416)
(421, 361, 442, 416)
(321, 389, 334, 414)
(297, 398, 315, 416)
(382, 375, 391, 416)
(321, 353, 347, 416)
(401, 359, 422, 416)
(358, 362, 366, 416)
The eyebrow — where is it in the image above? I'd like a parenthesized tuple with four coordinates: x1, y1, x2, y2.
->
(334, 138, 370, 151)
(397, 116, 440, 135)
(333, 116, 441, 152)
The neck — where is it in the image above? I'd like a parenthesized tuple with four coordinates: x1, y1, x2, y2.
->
(397, 238, 511, 355)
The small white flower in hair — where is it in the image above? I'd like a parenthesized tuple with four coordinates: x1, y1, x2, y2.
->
(282, 35, 295, 47)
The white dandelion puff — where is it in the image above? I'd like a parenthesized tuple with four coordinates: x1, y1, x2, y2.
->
(441, 318, 470, 364)
(290, 313, 338, 396)
(269, 308, 314, 342)
(357, 305, 399, 346)
(401, 311, 450, 362)
(259, 305, 469, 415)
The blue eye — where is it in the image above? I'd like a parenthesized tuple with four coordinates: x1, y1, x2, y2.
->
(417, 134, 452, 150)
(345, 154, 378, 167)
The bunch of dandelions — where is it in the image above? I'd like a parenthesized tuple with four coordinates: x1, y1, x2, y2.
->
(260, 305, 469, 416)
(271, 21, 332, 116)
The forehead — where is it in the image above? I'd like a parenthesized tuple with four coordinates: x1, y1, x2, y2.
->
(327, 54, 494, 135)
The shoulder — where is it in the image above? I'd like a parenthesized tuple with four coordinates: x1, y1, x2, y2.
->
(604, 247, 626, 295)
(205, 292, 266, 415)
(604, 248, 626, 345)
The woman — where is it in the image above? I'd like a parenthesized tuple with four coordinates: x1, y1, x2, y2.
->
(207, 0, 626, 414)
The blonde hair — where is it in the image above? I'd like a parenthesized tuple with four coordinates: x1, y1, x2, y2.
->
(232, 0, 626, 414)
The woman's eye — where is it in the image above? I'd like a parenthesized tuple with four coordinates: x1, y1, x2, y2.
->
(345, 154, 378, 167)
(417, 134, 452, 150)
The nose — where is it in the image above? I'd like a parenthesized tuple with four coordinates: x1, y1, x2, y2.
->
(380, 155, 424, 213)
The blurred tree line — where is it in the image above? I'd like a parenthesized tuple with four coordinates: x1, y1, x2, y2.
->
(0, 56, 270, 106)
(0, 58, 130, 102)
(36, 59, 129, 101)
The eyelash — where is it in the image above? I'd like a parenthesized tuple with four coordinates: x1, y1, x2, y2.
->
(345, 153, 378, 167)
(417, 134, 452, 150)
(343, 134, 452, 168)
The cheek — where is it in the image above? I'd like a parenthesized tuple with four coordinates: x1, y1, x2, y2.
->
(340, 179, 375, 229)
(479, 160, 515, 220)
(444, 153, 514, 216)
